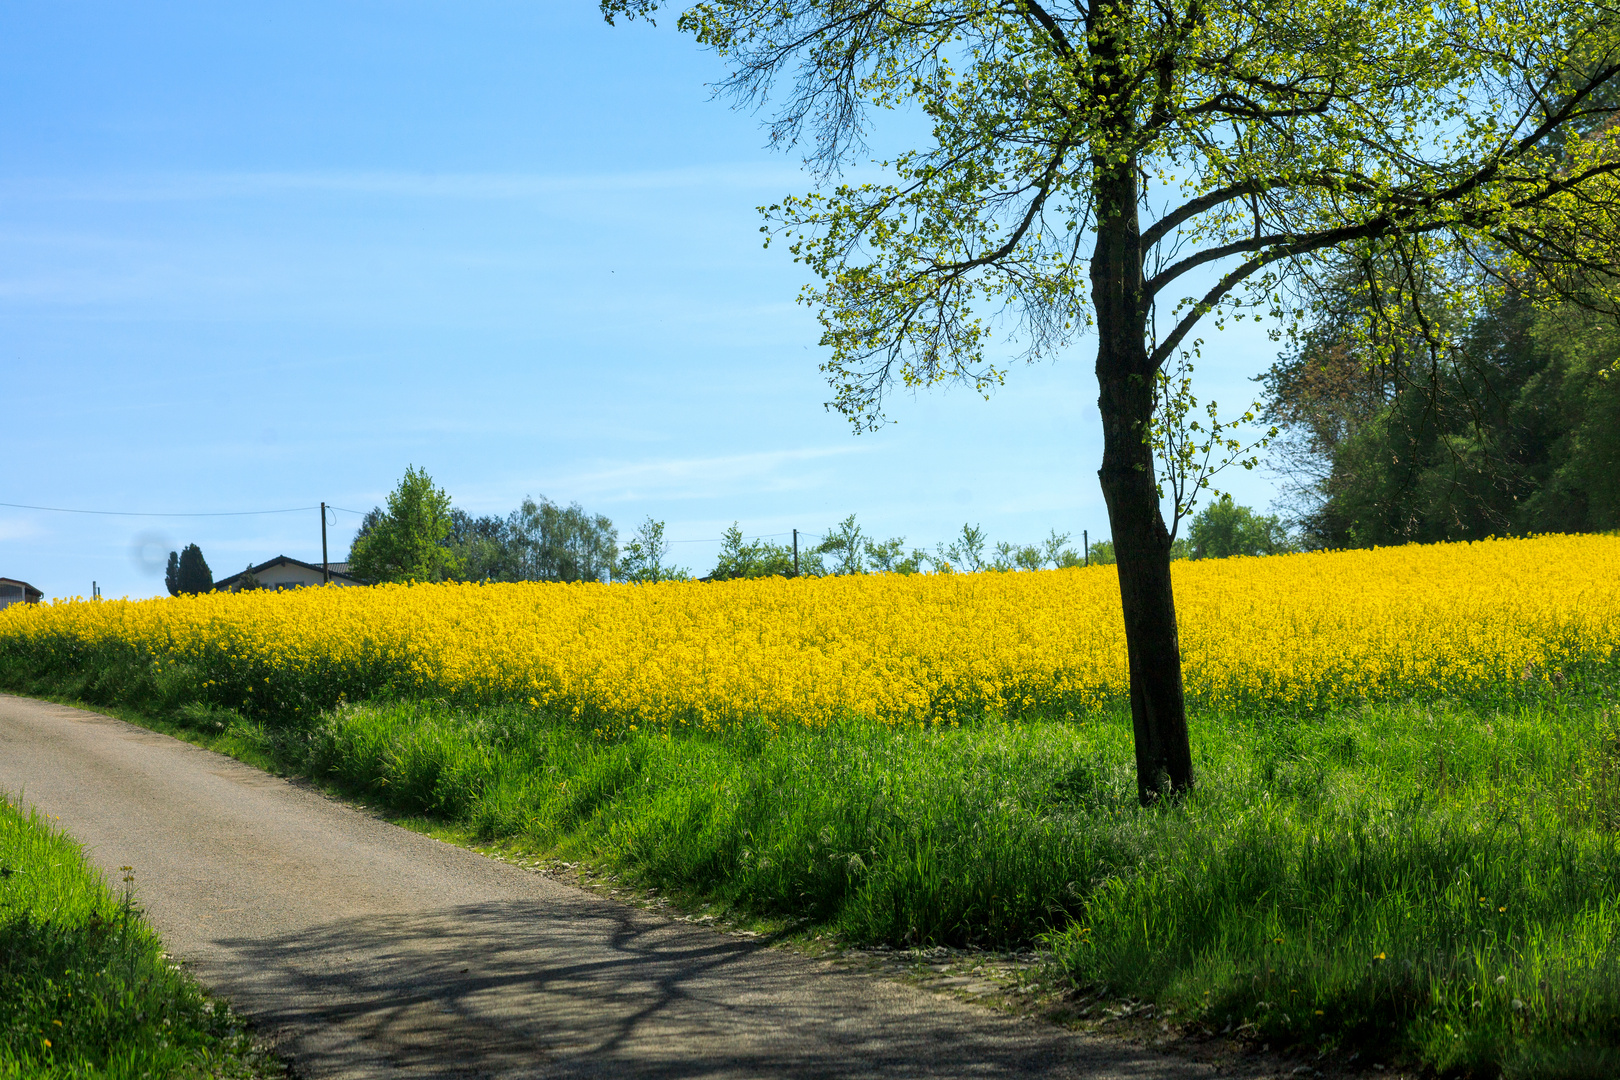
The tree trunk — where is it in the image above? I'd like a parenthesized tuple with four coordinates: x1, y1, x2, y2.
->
(1091, 150, 1194, 805)
(1096, 368, 1194, 803)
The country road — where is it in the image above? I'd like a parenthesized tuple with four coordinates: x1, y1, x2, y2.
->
(0, 694, 1238, 1080)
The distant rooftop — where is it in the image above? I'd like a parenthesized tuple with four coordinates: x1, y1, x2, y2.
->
(214, 556, 363, 592)
(0, 578, 43, 609)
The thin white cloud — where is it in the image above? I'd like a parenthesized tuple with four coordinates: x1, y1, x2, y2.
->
(0, 164, 809, 204)
(0, 518, 45, 542)
(460, 445, 871, 507)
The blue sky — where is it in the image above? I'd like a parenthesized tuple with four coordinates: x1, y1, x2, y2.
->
(1, 2, 1282, 599)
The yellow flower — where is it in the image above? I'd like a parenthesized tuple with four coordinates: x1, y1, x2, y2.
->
(1, 535, 1613, 732)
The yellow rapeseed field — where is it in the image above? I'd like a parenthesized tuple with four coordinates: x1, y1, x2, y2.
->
(1, 535, 1614, 727)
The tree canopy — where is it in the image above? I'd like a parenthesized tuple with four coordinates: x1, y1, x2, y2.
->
(619, 517, 693, 583)
(505, 497, 619, 583)
(174, 544, 212, 596)
(1261, 279, 1620, 546)
(605, 0, 1620, 801)
(710, 523, 800, 579)
(610, 0, 1620, 417)
(1187, 499, 1290, 558)
(347, 466, 461, 584)
(353, 479, 621, 586)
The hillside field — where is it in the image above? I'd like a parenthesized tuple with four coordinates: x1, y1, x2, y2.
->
(3, 534, 1618, 1077)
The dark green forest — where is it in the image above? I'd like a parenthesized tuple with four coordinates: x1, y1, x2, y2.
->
(1259, 281, 1620, 549)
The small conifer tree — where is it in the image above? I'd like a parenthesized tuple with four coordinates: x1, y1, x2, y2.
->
(176, 544, 213, 595)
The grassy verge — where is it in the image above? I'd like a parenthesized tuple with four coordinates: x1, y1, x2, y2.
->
(297, 694, 1620, 1078)
(7, 654, 1620, 1077)
(0, 794, 278, 1079)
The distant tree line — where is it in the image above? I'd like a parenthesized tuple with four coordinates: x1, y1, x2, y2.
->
(703, 500, 1292, 578)
(344, 467, 1300, 586)
(161, 468, 1294, 597)
(346, 466, 620, 586)
(1260, 265, 1620, 549)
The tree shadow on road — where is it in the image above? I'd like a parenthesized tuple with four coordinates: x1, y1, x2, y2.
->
(205, 898, 1196, 1080)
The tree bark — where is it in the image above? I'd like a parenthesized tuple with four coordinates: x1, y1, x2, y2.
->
(1097, 369, 1194, 804)
(1091, 144, 1195, 805)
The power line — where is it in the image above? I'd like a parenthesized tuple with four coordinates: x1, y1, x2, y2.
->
(666, 531, 798, 544)
(0, 500, 321, 518)
(0, 497, 804, 540)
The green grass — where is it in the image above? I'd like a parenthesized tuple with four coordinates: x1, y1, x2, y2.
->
(294, 694, 1620, 1077)
(7, 651, 1620, 1077)
(0, 795, 277, 1080)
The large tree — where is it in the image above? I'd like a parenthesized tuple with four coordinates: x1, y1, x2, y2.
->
(605, 0, 1620, 801)
(348, 466, 462, 585)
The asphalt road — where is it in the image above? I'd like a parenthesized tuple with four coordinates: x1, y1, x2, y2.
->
(0, 694, 1235, 1080)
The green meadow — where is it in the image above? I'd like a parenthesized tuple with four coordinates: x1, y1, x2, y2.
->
(5, 647, 1620, 1077)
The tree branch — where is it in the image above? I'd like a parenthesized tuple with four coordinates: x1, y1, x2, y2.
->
(1146, 230, 1303, 295)
(1011, 0, 1077, 60)
(1140, 180, 1269, 253)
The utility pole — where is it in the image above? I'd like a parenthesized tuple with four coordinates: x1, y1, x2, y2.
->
(321, 502, 330, 583)
(1084, 530, 1089, 568)
(792, 529, 800, 577)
